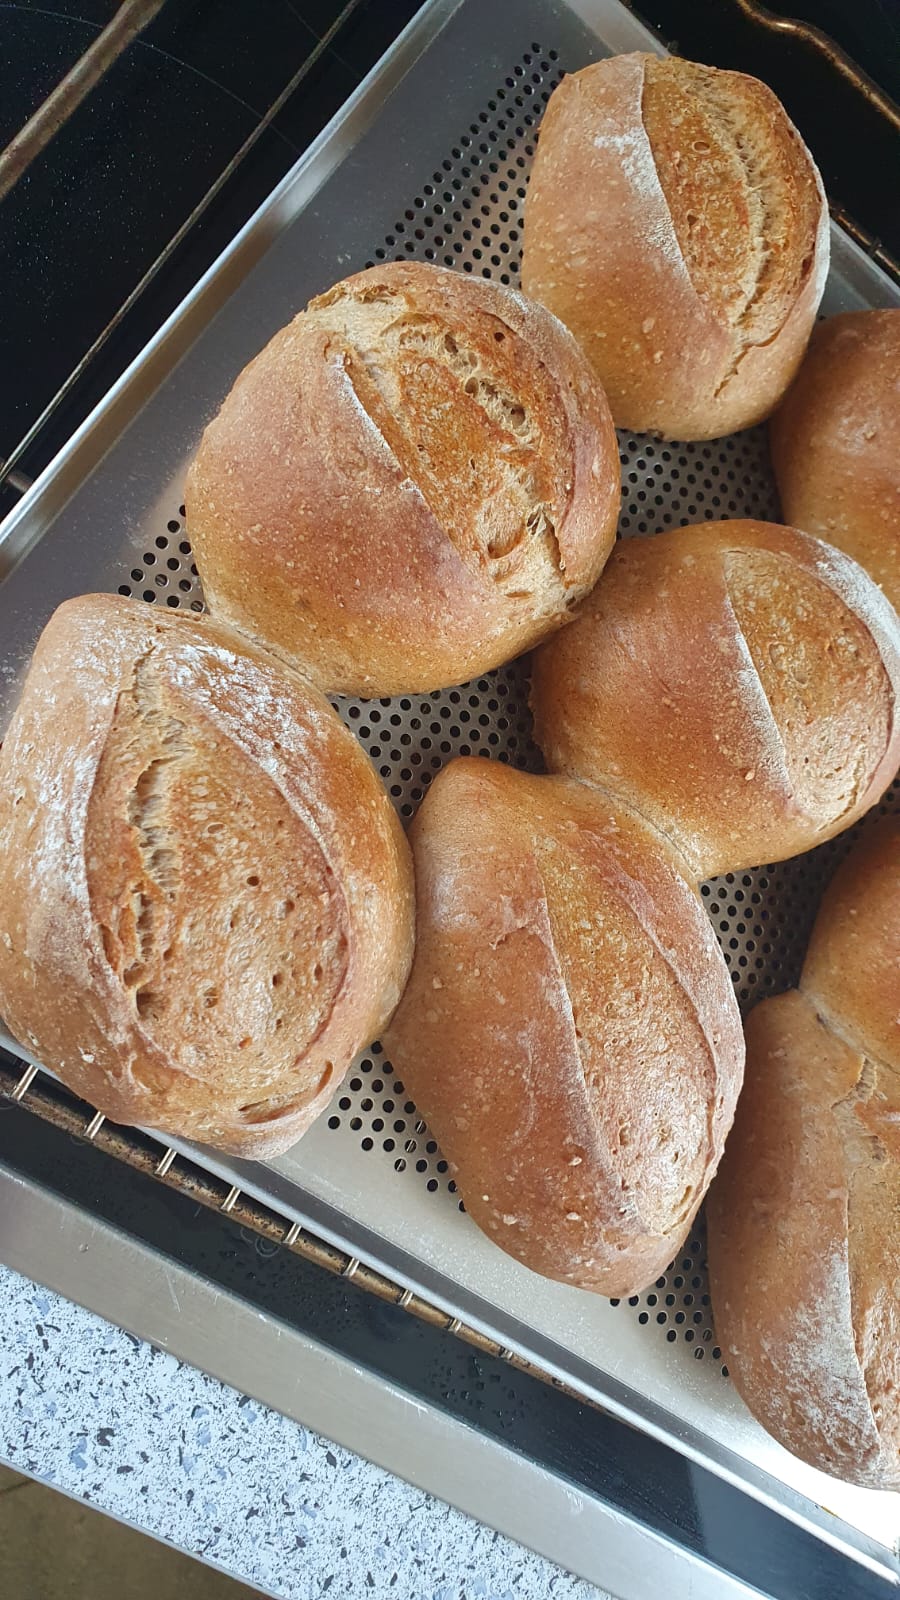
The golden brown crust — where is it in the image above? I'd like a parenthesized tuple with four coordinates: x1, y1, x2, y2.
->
(185, 262, 620, 696)
(531, 520, 900, 879)
(0, 596, 414, 1156)
(383, 758, 743, 1296)
(770, 310, 900, 611)
(801, 817, 900, 1082)
(521, 53, 829, 439)
(708, 977, 900, 1490)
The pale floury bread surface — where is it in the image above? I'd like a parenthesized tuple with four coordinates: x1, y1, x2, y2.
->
(0, 596, 414, 1157)
(383, 758, 744, 1297)
(522, 53, 829, 440)
(771, 310, 900, 611)
(708, 819, 900, 1489)
(185, 262, 621, 697)
(531, 520, 900, 880)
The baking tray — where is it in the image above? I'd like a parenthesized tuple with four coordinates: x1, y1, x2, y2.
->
(1, 0, 899, 1580)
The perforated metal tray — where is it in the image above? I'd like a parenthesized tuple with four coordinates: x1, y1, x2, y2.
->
(2, 0, 899, 1579)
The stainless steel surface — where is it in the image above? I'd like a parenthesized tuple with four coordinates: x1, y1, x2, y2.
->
(1, 0, 899, 1579)
(0, 1159, 765, 1600)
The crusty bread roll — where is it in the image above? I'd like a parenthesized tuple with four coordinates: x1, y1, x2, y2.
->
(383, 758, 744, 1297)
(522, 53, 829, 440)
(0, 596, 414, 1157)
(531, 520, 900, 880)
(707, 819, 900, 1489)
(185, 262, 620, 697)
(802, 818, 900, 1073)
(771, 310, 900, 611)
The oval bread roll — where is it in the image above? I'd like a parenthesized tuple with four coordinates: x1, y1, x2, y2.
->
(708, 819, 900, 1489)
(383, 758, 744, 1297)
(522, 53, 829, 440)
(185, 262, 621, 697)
(0, 596, 414, 1157)
(531, 520, 900, 880)
(771, 310, 900, 611)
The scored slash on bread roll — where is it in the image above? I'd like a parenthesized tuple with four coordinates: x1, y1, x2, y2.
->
(185, 262, 621, 698)
(771, 309, 900, 612)
(383, 759, 744, 1298)
(521, 53, 829, 440)
(707, 819, 900, 1489)
(0, 596, 414, 1158)
(531, 519, 900, 881)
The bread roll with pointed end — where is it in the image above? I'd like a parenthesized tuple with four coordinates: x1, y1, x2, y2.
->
(522, 53, 829, 440)
(708, 819, 900, 1489)
(383, 758, 744, 1297)
(531, 520, 900, 880)
(184, 262, 620, 697)
(0, 596, 414, 1157)
(771, 310, 900, 611)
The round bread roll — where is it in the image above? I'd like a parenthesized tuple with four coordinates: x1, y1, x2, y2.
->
(771, 310, 900, 611)
(185, 262, 620, 697)
(0, 596, 414, 1157)
(521, 53, 829, 440)
(383, 758, 744, 1297)
(531, 520, 900, 880)
(708, 819, 900, 1489)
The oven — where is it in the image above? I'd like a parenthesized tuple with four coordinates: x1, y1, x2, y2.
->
(2, 3, 899, 1593)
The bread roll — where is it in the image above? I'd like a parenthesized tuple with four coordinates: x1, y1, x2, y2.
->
(185, 262, 620, 697)
(383, 758, 744, 1297)
(0, 596, 414, 1157)
(531, 520, 900, 880)
(521, 53, 829, 440)
(771, 310, 900, 611)
(802, 818, 900, 1073)
(707, 819, 900, 1489)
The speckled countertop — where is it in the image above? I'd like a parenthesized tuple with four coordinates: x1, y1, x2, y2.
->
(0, 1263, 603, 1599)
